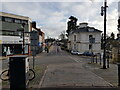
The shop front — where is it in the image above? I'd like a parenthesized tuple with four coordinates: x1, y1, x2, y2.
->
(1, 36, 30, 56)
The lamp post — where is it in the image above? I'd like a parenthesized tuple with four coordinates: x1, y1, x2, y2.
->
(101, 0, 108, 69)
(22, 23, 25, 55)
(17, 23, 25, 55)
(117, 16, 120, 86)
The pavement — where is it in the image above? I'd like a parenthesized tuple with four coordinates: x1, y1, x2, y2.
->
(37, 46, 119, 88)
(84, 62, 118, 86)
(39, 63, 113, 88)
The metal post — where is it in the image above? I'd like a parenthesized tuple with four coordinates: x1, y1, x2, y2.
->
(103, 0, 107, 69)
(96, 55, 97, 63)
(107, 55, 109, 68)
(118, 63, 120, 86)
(33, 55, 35, 69)
(23, 31, 25, 55)
(93, 56, 94, 63)
(100, 54, 102, 65)
(91, 56, 92, 63)
(22, 23, 25, 55)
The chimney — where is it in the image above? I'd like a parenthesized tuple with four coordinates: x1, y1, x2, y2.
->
(79, 23, 88, 28)
(32, 21, 36, 28)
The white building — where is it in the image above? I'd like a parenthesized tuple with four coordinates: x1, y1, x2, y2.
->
(68, 23, 102, 54)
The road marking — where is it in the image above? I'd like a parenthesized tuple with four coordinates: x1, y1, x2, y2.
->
(68, 56, 82, 63)
(89, 70, 114, 87)
(38, 65, 48, 88)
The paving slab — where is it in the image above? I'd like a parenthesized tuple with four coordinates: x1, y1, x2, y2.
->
(39, 63, 112, 88)
(84, 63, 118, 86)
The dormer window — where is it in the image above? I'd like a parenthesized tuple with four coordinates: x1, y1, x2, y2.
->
(88, 28, 94, 32)
(89, 35, 95, 43)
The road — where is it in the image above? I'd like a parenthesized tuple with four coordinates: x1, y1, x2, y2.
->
(29, 45, 92, 66)
(29, 45, 112, 88)
(0, 45, 92, 69)
(1, 45, 116, 88)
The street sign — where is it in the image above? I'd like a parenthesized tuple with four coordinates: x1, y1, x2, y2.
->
(30, 31, 39, 56)
(30, 31, 39, 46)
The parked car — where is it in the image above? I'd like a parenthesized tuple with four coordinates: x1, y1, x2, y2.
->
(77, 52, 84, 56)
(83, 51, 94, 56)
(71, 50, 80, 55)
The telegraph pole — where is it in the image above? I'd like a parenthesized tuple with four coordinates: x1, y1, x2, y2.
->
(101, 0, 108, 69)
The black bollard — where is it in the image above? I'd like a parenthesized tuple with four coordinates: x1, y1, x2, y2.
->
(93, 56, 94, 63)
(100, 54, 102, 65)
(107, 55, 109, 68)
(96, 55, 97, 63)
(118, 63, 120, 86)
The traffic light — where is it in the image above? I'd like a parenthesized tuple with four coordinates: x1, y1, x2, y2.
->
(101, 6, 104, 16)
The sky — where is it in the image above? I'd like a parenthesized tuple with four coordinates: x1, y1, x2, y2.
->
(0, 0, 120, 39)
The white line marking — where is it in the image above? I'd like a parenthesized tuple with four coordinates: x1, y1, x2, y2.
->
(90, 71, 114, 87)
(38, 66, 48, 88)
(68, 56, 80, 63)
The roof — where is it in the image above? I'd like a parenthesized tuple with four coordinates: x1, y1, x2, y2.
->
(71, 27, 102, 33)
(0, 12, 31, 21)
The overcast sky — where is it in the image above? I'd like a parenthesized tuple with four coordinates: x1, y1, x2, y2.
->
(0, 0, 120, 39)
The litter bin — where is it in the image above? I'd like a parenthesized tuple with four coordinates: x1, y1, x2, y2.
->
(9, 55, 29, 89)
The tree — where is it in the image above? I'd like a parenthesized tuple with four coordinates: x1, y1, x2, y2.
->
(66, 16, 78, 37)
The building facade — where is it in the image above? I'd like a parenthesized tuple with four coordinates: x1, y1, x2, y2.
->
(31, 22, 45, 54)
(0, 12, 32, 56)
(68, 23, 102, 54)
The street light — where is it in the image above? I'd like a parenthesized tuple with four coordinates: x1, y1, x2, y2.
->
(22, 23, 25, 55)
(101, 0, 108, 69)
(17, 23, 25, 55)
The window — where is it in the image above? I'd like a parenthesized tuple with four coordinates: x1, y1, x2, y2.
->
(2, 30, 19, 36)
(89, 35, 95, 43)
(89, 44, 92, 50)
(15, 19, 21, 23)
(88, 28, 94, 32)
(74, 35, 76, 41)
(4, 17, 13, 22)
(89, 35, 93, 39)
(21, 20, 28, 24)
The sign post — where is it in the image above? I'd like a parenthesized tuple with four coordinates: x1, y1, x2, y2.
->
(30, 31, 39, 69)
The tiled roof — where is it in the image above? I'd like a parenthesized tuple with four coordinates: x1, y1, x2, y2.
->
(71, 27, 102, 33)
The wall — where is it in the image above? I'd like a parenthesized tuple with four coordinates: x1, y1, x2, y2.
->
(68, 31, 101, 54)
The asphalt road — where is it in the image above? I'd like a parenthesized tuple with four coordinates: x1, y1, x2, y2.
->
(27, 45, 112, 88)
(28, 45, 92, 68)
(1, 45, 115, 88)
(1, 45, 92, 69)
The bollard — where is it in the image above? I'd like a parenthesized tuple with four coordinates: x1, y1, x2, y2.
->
(100, 54, 102, 65)
(93, 56, 94, 63)
(96, 55, 97, 63)
(118, 63, 120, 86)
(107, 55, 109, 68)
(91, 56, 92, 63)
